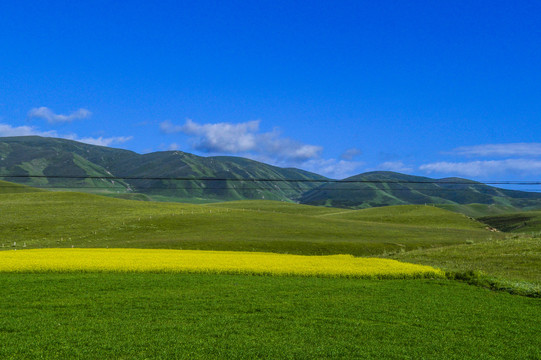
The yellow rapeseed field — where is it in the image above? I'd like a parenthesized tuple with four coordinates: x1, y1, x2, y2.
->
(0, 248, 444, 279)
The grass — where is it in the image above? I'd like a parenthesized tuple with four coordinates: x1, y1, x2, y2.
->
(0, 192, 498, 256)
(436, 203, 520, 217)
(479, 210, 541, 233)
(1, 185, 540, 358)
(0, 179, 45, 193)
(210, 199, 343, 215)
(318, 204, 485, 229)
(0, 273, 539, 359)
(390, 235, 541, 296)
(1, 190, 539, 292)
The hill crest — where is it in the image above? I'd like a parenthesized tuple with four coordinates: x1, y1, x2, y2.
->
(1, 136, 541, 210)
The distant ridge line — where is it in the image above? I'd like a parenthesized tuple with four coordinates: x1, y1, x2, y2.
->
(1, 174, 541, 186)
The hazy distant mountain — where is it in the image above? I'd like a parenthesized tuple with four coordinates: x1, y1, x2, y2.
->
(0, 136, 327, 202)
(298, 171, 541, 210)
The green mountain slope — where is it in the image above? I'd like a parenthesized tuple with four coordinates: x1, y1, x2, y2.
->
(299, 171, 541, 211)
(0, 136, 327, 202)
(2, 137, 541, 210)
(0, 136, 134, 193)
(108, 151, 326, 201)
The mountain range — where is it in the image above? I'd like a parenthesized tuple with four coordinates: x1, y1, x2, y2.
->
(2, 136, 541, 211)
(0, 136, 326, 202)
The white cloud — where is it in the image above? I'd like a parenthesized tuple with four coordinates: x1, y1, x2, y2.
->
(0, 123, 59, 137)
(181, 119, 260, 153)
(420, 159, 541, 177)
(167, 143, 179, 150)
(301, 159, 364, 179)
(451, 143, 541, 157)
(158, 119, 366, 177)
(160, 120, 184, 134)
(28, 107, 92, 124)
(257, 129, 322, 161)
(76, 136, 133, 147)
(377, 161, 413, 173)
(0, 123, 132, 147)
(166, 119, 323, 162)
(340, 148, 361, 160)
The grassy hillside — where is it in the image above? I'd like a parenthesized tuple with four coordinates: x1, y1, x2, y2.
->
(299, 171, 541, 210)
(436, 203, 519, 217)
(110, 152, 327, 202)
(318, 204, 486, 229)
(210, 199, 346, 216)
(478, 211, 541, 233)
(3, 137, 541, 210)
(0, 192, 498, 256)
(0, 180, 45, 194)
(0, 136, 133, 192)
(0, 136, 327, 202)
(1, 188, 540, 358)
(392, 236, 541, 286)
(212, 201, 491, 231)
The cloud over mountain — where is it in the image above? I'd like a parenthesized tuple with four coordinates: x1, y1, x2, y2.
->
(419, 142, 541, 178)
(159, 119, 365, 178)
(0, 123, 58, 137)
(162, 119, 323, 162)
(181, 119, 261, 153)
(301, 158, 364, 180)
(28, 107, 92, 124)
(75, 136, 133, 147)
(451, 143, 541, 157)
(0, 122, 131, 148)
(378, 161, 413, 173)
(420, 159, 541, 177)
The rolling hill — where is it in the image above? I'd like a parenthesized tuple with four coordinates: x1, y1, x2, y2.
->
(0, 136, 327, 202)
(478, 210, 541, 233)
(0, 190, 496, 256)
(2, 136, 541, 211)
(299, 171, 541, 211)
(0, 179, 46, 194)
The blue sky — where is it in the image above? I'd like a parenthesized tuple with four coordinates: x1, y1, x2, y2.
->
(1, 1, 541, 186)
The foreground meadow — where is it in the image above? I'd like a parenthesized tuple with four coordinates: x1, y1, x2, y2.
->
(1, 187, 540, 358)
(0, 273, 539, 359)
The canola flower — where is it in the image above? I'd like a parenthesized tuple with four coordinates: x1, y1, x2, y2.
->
(0, 248, 444, 279)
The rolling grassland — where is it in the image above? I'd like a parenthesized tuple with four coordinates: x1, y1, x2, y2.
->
(479, 210, 541, 233)
(1, 186, 540, 358)
(0, 192, 497, 256)
(391, 236, 541, 297)
(393, 236, 541, 284)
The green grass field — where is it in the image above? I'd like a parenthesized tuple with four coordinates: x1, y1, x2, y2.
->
(392, 236, 541, 284)
(391, 235, 541, 297)
(436, 203, 520, 217)
(2, 185, 541, 359)
(0, 179, 45, 193)
(1, 273, 539, 360)
(479, 210, 541, 233)
(0, 192, 498, 256)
